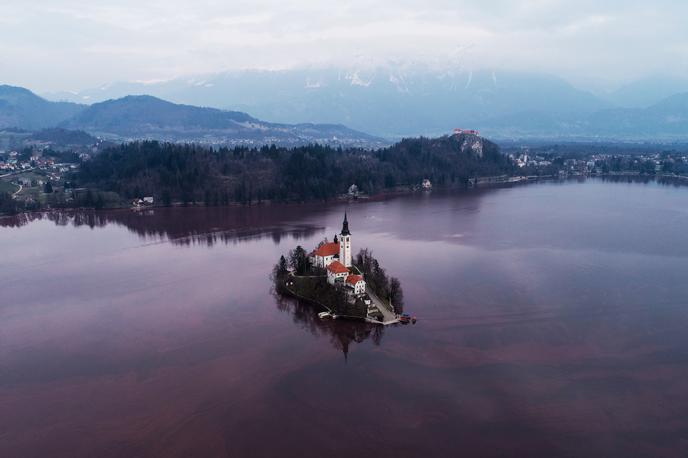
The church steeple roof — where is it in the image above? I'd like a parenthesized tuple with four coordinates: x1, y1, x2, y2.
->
(341, 212, 351, 236)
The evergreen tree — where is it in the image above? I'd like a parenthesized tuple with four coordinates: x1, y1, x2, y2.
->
(277, 255, 288, 275)
(74, 136, 515, 207)
(288, 246, 310, 275)
(389, 277, 404, 313)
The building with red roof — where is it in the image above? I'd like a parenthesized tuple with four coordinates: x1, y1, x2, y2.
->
(454, 128, 480, 136)
(326, 260, 349, 274)
(309, 214, 367, 297)
(345, 274, 366, 295)
(315, 242, 340, 257)
(310, 212, 354, 270)
(326, 260, 350, 284)
(312, 241, 340, 268)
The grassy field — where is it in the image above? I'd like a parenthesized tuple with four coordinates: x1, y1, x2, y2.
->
(0, 180, 19, 194)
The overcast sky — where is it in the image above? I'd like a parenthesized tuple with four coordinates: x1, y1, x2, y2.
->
(2, 0, 688, 93)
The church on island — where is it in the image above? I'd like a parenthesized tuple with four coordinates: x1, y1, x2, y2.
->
(309, 213, 367, 297)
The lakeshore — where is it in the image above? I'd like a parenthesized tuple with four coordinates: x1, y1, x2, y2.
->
(7, 170, 688, 221)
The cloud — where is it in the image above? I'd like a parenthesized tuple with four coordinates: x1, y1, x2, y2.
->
(1, 0, 687, 92)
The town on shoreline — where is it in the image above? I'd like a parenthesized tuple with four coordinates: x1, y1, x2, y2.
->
(3, 129, 688, 217)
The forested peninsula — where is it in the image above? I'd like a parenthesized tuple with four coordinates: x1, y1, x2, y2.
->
(2, 133, 512, 213)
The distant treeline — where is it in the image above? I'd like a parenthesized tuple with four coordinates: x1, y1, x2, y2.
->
(75, 135, 513, 205)
(500, 141, 688, 157)
(32, 128, 97, 146)
(0, 192, 37, 215)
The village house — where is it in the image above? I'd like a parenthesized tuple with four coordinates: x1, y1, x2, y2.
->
(132, 196, 155, 207)
(348, 184, 359, 197)
(345, 274, 366, 295)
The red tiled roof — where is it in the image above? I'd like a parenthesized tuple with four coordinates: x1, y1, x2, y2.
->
(314, 242, 339, 257)
(346, 274, 364, 285)
(327, 260, 349, 274)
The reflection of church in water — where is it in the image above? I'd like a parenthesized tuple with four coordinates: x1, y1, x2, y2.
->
(275, 295, 384, 361)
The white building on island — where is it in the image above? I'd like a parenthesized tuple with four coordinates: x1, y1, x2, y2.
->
(310, 213, 366, 297)
(345, 274, 366, 295)
(312, 239, 340, 268)
(326, 259, 349, 284)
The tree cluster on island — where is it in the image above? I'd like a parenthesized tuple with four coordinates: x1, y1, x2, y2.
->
(272, 245, 404, 320)
(354, 248, 404, 314)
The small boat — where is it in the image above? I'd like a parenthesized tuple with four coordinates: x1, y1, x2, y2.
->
(318, 311, 333, 319)
(399, 313, 417, 324)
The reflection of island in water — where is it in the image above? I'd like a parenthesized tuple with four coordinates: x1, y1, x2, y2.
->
(275, 294, 385, 360)
(1, 206, 326, 246)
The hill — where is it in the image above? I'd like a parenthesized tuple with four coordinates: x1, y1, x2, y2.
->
(60, 95, 383, 147)
(0, 85, 85, 130)
(31, 128, 98, 146)
(61, 95, 256, 135)
(74, 134, 511, 206)
(1, 87, 384, 147)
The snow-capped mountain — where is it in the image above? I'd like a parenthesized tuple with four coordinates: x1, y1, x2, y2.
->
(44, 68, 611, 138)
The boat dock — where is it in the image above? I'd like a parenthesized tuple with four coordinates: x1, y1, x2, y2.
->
(364, 286, 399, 325)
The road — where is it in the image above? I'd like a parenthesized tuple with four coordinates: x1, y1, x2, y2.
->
(365, 286, 398, 323)
(1, 166, 35, 179)
(12, 183, 22, 198)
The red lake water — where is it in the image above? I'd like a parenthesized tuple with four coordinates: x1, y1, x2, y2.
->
(2, 179, 688, 457)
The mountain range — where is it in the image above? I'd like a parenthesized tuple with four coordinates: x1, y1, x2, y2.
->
(603, 76, 688, 108)
(0, 85, 383, 147)
(4, 67, 688, 143)
(44, 69, 610, 138)
(479, 93, 688, 140)
(41, 68, 688, 141)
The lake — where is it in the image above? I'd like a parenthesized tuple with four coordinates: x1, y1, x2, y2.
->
(2, 178, 688, 457)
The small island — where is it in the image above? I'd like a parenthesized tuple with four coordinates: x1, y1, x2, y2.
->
(273, 213, 408, 324)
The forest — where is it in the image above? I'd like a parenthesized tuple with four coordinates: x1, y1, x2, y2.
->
(75, 134, 514, 206)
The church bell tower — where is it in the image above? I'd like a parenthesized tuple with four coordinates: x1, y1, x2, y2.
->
(339, 212, 352, 267)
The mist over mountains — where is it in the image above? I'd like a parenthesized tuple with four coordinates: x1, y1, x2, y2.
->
(3, 68, 688, 144)
(43, 68, 688, 141)
(603, 76, 688, 108)
(46, 69, 609, 138)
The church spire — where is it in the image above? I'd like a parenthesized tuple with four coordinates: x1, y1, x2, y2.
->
(341, 212, 351, 236)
